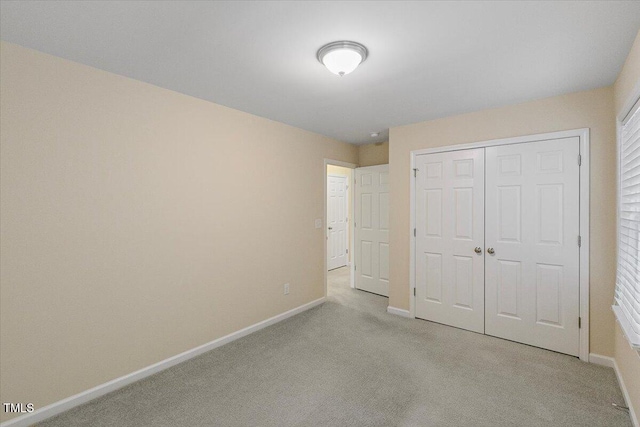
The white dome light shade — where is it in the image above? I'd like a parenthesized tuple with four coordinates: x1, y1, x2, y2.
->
(317, 41, 368, 77)
(322, 49, 362, 76)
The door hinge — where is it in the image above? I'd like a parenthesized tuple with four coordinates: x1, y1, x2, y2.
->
(346, 249, 348, 254)
(578, 235, 582, 247)
(413, 287, 416, 296)
(578, 317, 582, 328)
(414, 228, 416, 237)
(413, 168, 418, 177)
(578, 154, 582, 166)
(354, 265, 356, 271)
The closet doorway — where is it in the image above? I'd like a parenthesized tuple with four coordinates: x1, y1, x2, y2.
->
(410, 129, 590, 360)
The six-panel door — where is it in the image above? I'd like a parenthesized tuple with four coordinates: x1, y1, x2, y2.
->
(355, 165, 390, 297)
(415, 148, 485, 333)
(327, 174, 348, 271)
(484, 138, 580, 356)
(413, 138, 581, 357)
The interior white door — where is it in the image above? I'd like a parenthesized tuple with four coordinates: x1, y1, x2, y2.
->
(327, 174, 348, 271)
(355, 165, 389, 296)
(485, 137, 580, 356)
(415, 149, 485, 333)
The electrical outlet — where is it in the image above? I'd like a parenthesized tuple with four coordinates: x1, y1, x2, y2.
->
(284, 283, 290, 295)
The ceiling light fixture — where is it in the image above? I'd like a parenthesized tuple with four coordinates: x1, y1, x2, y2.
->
(370, 132, 380, 138)
(317, 41, 368, 77)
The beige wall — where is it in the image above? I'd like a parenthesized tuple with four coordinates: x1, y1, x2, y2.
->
(358, 141, 389, 166)
(0, 42, 357, 422)
(327, 164, 353, 263)
(389, 86, 617, 357)
(613, 30, 640, 422)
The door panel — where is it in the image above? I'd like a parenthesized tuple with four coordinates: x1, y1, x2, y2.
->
(485, 137, 580, 356)
(327, 175, 348, 270)
(497, 260, 521, 318)
(415, 149, 485, 333)
(355, 165, 389, 296)
(453, 255, 473, 309)
(379, 243, 390, 281)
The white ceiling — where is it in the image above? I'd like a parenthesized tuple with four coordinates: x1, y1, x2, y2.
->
(1, 1, 639, 145)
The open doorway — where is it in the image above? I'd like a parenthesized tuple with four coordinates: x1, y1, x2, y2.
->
(327, 170, 350, 270)
(324, 160, 356, 298)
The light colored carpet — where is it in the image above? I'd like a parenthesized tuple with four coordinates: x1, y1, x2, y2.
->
(37, 267, 631, 426)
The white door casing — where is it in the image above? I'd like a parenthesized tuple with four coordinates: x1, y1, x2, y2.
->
(414, 148, 485, 333)
(327, 174, 348, 270)
(484, 137, 581, 356)
(355, 165, 389, 297)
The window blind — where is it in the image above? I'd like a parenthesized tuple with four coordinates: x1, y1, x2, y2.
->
(615, 97, 640, 349)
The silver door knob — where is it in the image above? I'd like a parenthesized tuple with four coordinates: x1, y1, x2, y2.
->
(487, 247, 495, 255)
(474, 247, 482, 254)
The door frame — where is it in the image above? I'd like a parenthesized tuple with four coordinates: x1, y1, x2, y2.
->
(409, 128, 590, 362)
(324, 159, 357, 297)
(327, 173, 350, 271)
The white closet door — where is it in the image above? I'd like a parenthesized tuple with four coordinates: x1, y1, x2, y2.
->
(327, 174, 348, 270)
(485, 137, 580, 356)
(355, 165, 389, 296)
(415, 149, 485, 333)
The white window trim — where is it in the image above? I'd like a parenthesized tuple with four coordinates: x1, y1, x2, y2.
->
(615, 79, 640, 351)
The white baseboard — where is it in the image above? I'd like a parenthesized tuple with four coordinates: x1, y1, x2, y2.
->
(387, 306, 411, 318)
(590, 353, 639, 427)
(589, 353, 615, 368)
(0, 297, 326, 427)
(613, 358, 639, 427)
